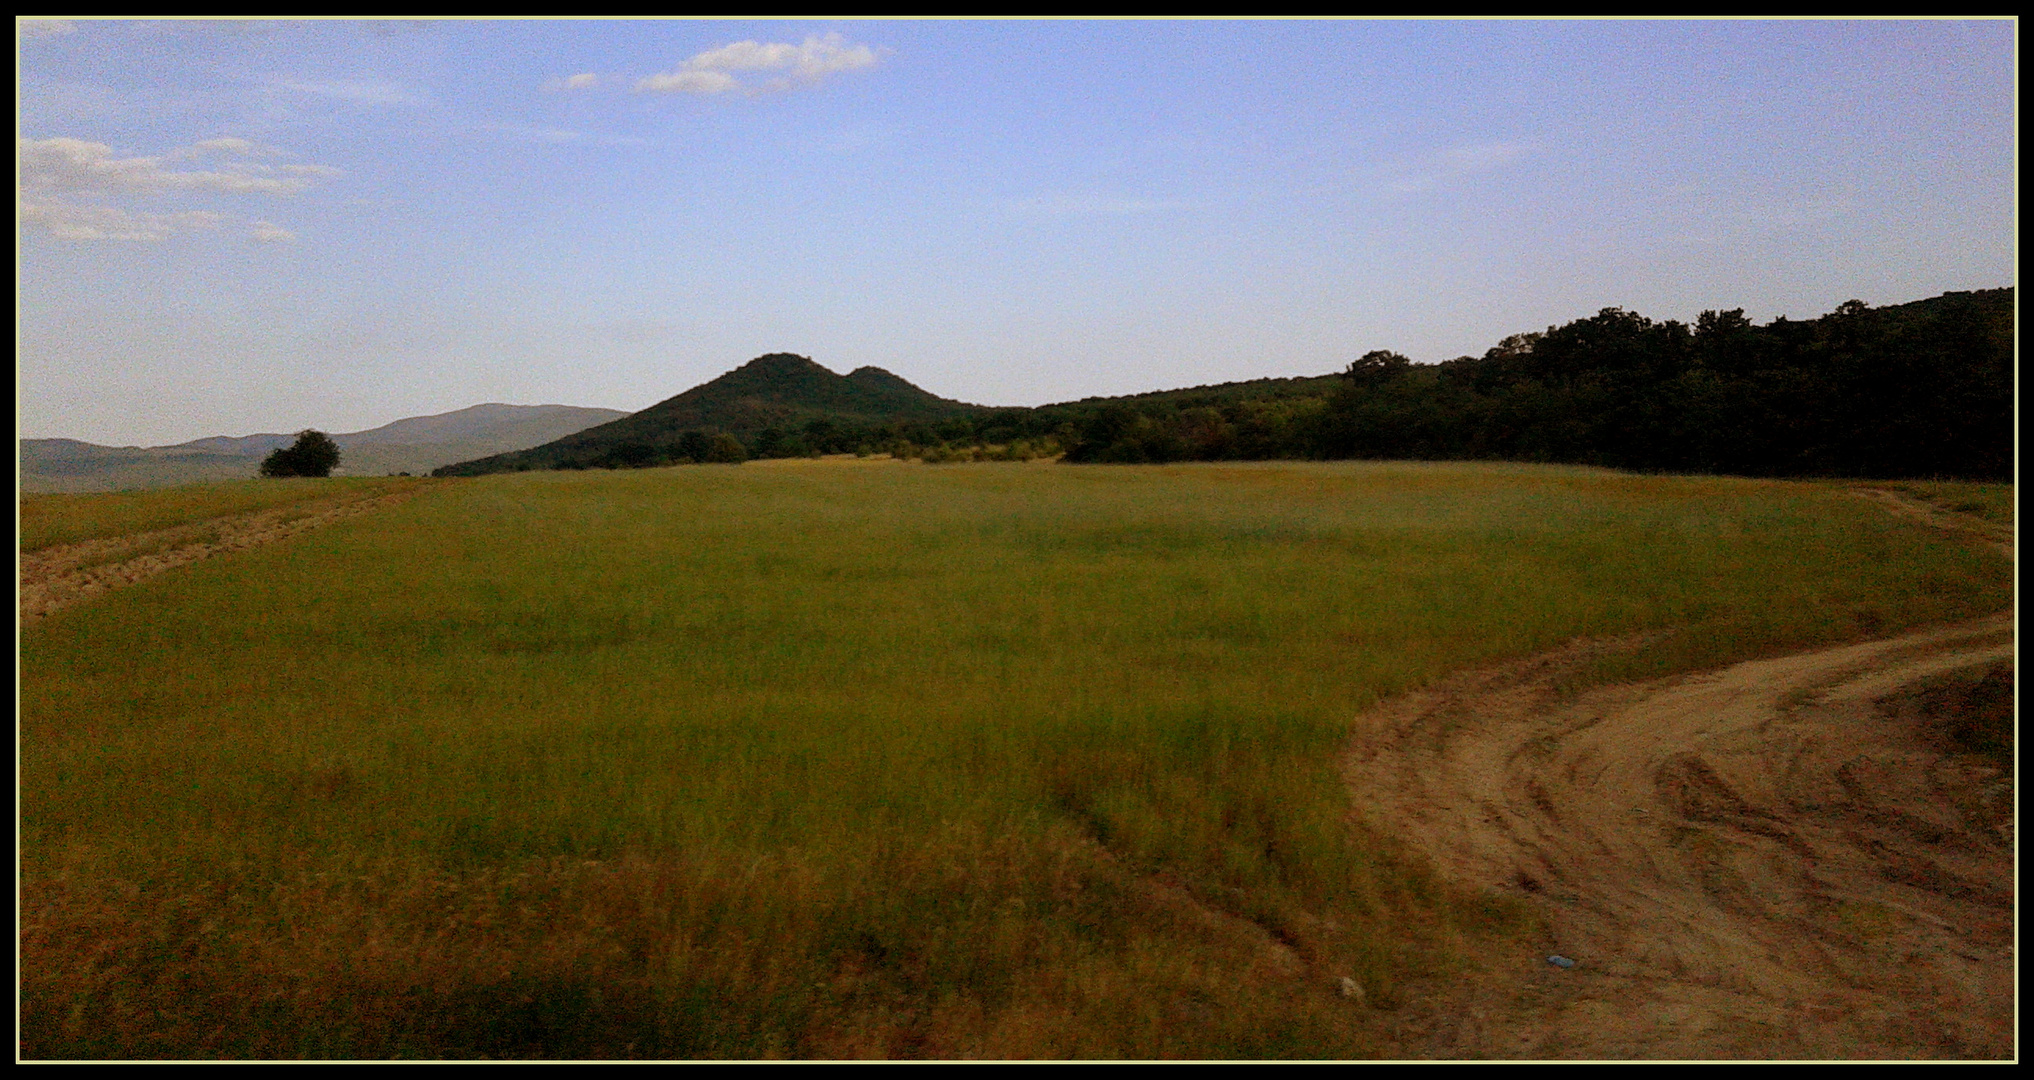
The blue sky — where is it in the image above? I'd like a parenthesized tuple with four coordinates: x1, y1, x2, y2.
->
(18, 18, 2016, 446)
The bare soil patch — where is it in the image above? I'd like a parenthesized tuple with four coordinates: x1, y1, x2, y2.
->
(19, 488, 427, 624)
(1345, 613, 2014, 1059)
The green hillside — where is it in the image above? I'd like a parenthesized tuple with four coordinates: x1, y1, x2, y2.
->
(435, 354, 982, 475)
(435, 286, 2012, 481)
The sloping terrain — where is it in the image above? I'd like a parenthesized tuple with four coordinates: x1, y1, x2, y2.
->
(21, 404, 627, 492)
(435, 354, 982, 475)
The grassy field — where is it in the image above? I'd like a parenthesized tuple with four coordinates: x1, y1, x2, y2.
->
(1859, 479, 2017, 529)
(20, 476, 427, 553)
(18, 461, 2013, 1059)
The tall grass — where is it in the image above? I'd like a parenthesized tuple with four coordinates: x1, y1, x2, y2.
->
(1852, 479, 2016, 529)
(19, 476, 428, 553)
(19, 462, 2011, 1059)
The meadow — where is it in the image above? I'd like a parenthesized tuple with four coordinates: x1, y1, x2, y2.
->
(18, 460, 2013, 1059)
(20, 476, 424, 553)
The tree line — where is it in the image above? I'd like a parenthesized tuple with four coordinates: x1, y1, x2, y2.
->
(449, 288, 2011, 481)
(1053, 288, 2012, 480)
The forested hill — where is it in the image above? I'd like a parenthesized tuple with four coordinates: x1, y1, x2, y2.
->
(1050, 287, 2012, 480)
(435, 354, 981, 474)
(437, 288, 2013, 481)
(1295, 287, 2014, 480)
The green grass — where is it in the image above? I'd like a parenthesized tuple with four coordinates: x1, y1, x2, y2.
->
(1859, 479, 2016, 529)
(19, 462, 2012, 1059)
(19, 476, 428, 553)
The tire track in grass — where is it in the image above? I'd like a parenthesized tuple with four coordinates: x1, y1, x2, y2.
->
(1345, 615, 2012, 1059)
(1848, 487, 2014, 562)
(19, 487, 430, 624)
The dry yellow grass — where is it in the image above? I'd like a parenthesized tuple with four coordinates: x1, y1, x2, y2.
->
(19, 462, 2011, 1059)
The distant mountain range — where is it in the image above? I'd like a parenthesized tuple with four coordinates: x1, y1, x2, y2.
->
(20, 403, 628, 493)
(33, 284, 2008, 492)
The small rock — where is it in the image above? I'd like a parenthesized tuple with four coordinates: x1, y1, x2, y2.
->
(1338, 976, 1366, 1002)
(1547, 954, 1577, 969)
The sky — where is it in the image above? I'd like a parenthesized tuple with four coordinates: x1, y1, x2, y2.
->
(17, 17, 2017, 447)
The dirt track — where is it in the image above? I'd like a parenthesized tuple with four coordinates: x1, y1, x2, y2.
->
(1346, 612, 2015, 1060)
(18, 477, 2012, 1057)
(19, 488, 426, 624)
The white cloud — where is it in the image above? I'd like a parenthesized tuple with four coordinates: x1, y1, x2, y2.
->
(17, 18, 77, 38)
(637, 33, 880, 95)
(248, 220, 296, 243)
(18, 135, 338, 243)
(555, 72, 599, 90)
(188, 136, 261, 156)
(19, 136, 338, 196)
(1381, 141, 1528, 195)
(636, 69, 739, 95)
(19, 201, 224, 241)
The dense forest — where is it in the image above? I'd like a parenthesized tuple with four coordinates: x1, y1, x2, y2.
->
(438, 288, 2012, 481)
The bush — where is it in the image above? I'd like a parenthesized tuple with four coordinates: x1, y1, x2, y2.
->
(260, 430, 342, 478)
(704, 433, 748, 464)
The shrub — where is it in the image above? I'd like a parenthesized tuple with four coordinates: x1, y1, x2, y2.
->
(259, 431, 341, 478)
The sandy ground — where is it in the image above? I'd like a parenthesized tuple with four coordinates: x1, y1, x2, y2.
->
(1345, 612, 2015, 1060)
(18, 488, 426, 624)
(1338, 483, 2016, 1061)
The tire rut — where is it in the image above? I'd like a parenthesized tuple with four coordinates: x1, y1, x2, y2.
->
(20, 488, 429, 624)
(1345, 614, 2014, 1059)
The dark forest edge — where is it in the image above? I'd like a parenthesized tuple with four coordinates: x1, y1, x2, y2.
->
(437, 288, 2012, 482)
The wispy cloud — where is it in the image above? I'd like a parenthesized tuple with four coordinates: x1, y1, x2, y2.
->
(636, 33, 882, 96)
(18, 135, 340, 242)
(18, 201, 224, 241)
(637, 69, 739, 95)
(544, 72, 600, 92)
(17, 18, 77, 39)
(188, 136, 261, 155)
(1379, 141, 1528, 195)
(247, 220, 296, 243)
(20, 136, 338, 196)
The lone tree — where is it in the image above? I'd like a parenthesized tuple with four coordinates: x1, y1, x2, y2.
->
(260, 430, 342, 478)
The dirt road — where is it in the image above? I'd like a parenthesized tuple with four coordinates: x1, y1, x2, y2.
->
(1346, 613, 2015, 1059)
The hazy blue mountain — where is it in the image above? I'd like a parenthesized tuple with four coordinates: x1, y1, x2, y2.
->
(21, 403, 629, 493)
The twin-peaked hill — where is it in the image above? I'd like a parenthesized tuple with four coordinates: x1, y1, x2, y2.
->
(433, 287, 2013, 481)
(434, 354, 981, 475)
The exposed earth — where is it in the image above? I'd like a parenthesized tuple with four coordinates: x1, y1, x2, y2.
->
(18, 487, 427, 624)
(1346, 608, 2014, 1060)
(17, 480, 2013, 1059)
